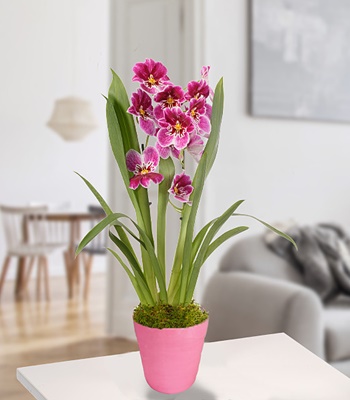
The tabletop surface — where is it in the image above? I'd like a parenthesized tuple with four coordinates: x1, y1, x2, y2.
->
(17, 333, 350, 400)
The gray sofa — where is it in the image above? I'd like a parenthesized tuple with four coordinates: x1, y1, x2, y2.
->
(202, 234, 350, 377)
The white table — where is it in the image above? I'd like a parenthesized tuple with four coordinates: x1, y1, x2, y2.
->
(17, 333, 350, 400)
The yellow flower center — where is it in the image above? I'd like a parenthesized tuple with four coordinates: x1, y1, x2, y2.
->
(190, 108, 197, 117)
(141, 168, 149, 175)
(139, 107, 146, 117)
(148, 74, 157, 85)
(166, 96, 175, 105)
(174, 121, 182, 132)
(174, 185, 179, 194)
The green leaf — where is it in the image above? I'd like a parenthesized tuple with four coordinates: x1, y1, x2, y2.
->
(203, 226, 249, 263)
(157, 157, 175, 275)
(190, 218, 217, 265)
(107, 248, 147, 304)
(75, 213, 119, 256)
(202, 78, 224, 179)
(109, 232, 155, 305)
(113, 220, 145, 248)
(232, 213, 298, 250)
(108, 70, 139, 153)
(107, 72, 154, 245)
(185, 199, 245, 303)
(74, 172, 112, 215)
(74, 171, 136, 257)
(106, 99, 137, 205)
(128, 218, 168, 303)
(179, 153, 208, 303)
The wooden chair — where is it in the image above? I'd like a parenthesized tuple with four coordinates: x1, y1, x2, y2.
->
(81, 205, 106, 300)
(0, 205, 69, 300)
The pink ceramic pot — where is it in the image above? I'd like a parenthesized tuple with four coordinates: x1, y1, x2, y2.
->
(134, 318, 208, 394)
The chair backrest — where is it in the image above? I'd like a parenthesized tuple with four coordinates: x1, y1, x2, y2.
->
(0, 205, 48, 250)
(0, 204, 71, 251)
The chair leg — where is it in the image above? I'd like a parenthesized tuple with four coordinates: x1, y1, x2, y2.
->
(83, 254, 94, 301)
(24, 257, 36, 292)
(0, 256, 11, 299)
(36, 257, 43, 301)
(42, 256, 50, 301)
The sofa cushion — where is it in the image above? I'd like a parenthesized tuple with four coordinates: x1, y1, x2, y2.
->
(325, 296, 350, 362)
(219, 234, 303, 284)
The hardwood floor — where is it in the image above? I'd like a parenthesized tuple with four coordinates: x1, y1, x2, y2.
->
(0, 273, 138, 400)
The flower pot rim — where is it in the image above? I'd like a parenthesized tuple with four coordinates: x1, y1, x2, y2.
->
(133, 317, 209, 332)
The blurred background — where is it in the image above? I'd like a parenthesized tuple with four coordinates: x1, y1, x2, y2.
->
(2, 0, 350, 398)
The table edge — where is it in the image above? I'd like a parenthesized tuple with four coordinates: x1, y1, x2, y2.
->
(17, 369, 47, 400)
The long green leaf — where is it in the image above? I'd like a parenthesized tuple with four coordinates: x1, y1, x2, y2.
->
(185, 200, 245, 303)
(107, 248, 147, 304)
(80, 212, 164, 303)
(202, 78, 224, 178)
(107, 73, 154, 248)
(203, 226, 249, 263)
(108, 70, 139, 153)
(106, 99, 138, 207)
(75, 213, 119, 256)
(232, 213, 298, 250)
(190, 218, 217, 265)
(109, 232, 155, 305)
(179, 154, 208, 303)
(74, 172, 136, 257)
(113, 220, 145, 248)
(75, 172, 112, 215)
(157, 157, 175, 275)
(128, 219, 168, 303)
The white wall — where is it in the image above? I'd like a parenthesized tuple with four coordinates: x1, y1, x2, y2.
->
(202, 0, 350, 281)
(0, 0, 110, 278)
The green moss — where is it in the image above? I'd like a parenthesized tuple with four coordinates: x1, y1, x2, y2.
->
(133, 302, 209, 329)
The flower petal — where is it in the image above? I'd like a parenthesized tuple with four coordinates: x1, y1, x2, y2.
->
(157, 128, 174, 147)
(140, 176, 152, 188)
(129, 175, 142, 190)
(187, 134, 204, 162)
(143, 146, 160, 167)
(156, 142, 170, 159)
(148, 172, 164, 185)
(198, 115, 211, 136)
(140, 118, 156, 136)
(174, 131, 190, 150)
(126, 150, 142, 173)
(154, 105, 164, 120)
(152, 61, 168, 79)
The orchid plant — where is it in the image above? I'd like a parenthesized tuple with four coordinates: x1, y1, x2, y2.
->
(76, 59, 296, 308)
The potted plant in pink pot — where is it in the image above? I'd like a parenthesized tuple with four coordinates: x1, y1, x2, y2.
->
(76, 59, 296, 394)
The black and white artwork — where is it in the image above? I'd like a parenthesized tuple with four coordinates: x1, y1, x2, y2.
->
(251, 0, 350, 122)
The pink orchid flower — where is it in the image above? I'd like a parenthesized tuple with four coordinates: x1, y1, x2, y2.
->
(127, 89, 156, 136)
(157, 107, 194, 150)
(187, 133, 204, 163)
(132, 59, 171, 94)
(201, 65, 214, 101)
(154, 85, 185, 108)
(126, 147, 164, 189)
(185, 79, 210, 100)
(169, 172, 194, 205)
(187, 97, 211, 138)
(155, 141, 181, 160)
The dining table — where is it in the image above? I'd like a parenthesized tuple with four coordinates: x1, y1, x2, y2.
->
(15, 210, 102, 301)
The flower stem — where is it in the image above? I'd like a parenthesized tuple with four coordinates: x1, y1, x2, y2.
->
(180, 150, 185, 170)
(145, 135, 150, 148)
(169, 200, 183, 213)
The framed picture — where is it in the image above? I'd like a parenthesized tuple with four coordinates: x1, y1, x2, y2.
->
(251, 0, 350, 123)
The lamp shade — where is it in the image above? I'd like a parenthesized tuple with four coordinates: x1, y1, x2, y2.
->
(47, 96, 97, 141)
